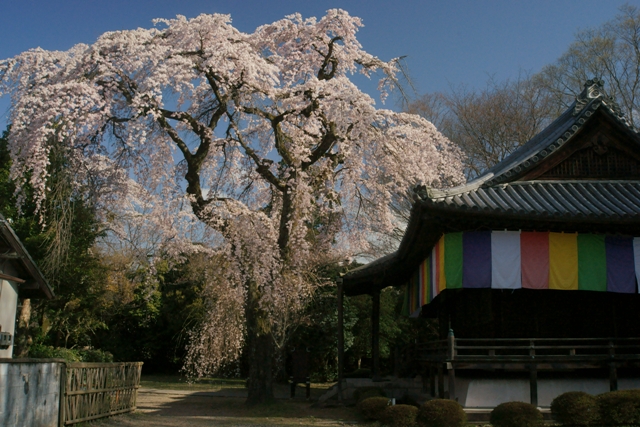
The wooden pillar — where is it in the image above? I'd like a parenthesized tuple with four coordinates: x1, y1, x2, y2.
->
(337, 278, 344, 402)
(447, 328, 456, 401)
(609, 340, 618, 391)
(447, 329, 456, 359)
(529, 364, 538, 407)
(447, 362, 456, 401)
(529, 340, 538, 406)
(609, 363, 618, 391)
(429, 365, 436, 397)
(371, 288, 381, 379)
(437, 364, 445, 398)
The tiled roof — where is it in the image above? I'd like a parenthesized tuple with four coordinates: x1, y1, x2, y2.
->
(420, 181, 640, 220)
(413, 79, 640, 219)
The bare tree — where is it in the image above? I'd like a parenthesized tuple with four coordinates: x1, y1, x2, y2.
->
(409, 74, 555, 178)
(535, 4, 640, 127)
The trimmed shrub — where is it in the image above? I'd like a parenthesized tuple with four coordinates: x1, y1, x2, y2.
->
(353, 386, 386, 403)
(28, 344, 82, 361)
(358, 396, 390, 420)
(77, 348, 114, 362)
(416, 399, 466, 427)
(597, 389, 640, 425)
(380, 404, 419, 427)
(28, 344, 114, 362)
(551, 391, 599, 425)
(490, 401, 543, 427)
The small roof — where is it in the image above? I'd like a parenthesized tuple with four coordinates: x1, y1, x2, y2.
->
(0, 215, 53, 299)
(343, 80, 640, 296)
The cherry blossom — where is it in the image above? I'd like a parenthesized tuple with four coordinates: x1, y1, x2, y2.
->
(0, 10, 463, 403)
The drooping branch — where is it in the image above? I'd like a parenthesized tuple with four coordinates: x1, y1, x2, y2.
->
(316, 36, 341, 81)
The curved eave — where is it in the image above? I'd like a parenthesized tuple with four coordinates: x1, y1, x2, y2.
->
(343, 202, 423, 296)
(343, 202, 439, 296)
(0, 217, 54, 299)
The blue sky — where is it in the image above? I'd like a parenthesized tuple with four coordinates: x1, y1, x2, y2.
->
(1, 0, 639, 125)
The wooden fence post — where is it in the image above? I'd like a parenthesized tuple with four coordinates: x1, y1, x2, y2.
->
(58, 361, 66, 427)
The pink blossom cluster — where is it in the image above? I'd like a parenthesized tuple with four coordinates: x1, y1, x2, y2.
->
(0, 10, 463, 375)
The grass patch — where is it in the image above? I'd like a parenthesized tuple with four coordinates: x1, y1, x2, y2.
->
(140, 374, 246, 391)
(140, 373, 335, 393)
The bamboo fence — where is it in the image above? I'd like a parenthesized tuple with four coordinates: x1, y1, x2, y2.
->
(60, 361, 143, 425)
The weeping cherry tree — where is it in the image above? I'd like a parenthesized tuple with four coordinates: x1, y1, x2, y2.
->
(0, 10, 463, 403)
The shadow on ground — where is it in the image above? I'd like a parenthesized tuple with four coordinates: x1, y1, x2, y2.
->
(94, 385, 361, 427)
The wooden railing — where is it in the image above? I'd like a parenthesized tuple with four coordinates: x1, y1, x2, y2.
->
(61, 362, 143, 425)
(412, 334, 640, 405)
(414, 336, 640, 364)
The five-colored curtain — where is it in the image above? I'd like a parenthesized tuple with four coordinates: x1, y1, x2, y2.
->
(403, 231, 640, 317)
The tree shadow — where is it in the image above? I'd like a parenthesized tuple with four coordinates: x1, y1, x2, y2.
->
(135, 386, 360, 424)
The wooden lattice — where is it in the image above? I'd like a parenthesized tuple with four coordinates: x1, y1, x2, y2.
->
(62, 362, 143, 425)
(540, 143, 640, 180)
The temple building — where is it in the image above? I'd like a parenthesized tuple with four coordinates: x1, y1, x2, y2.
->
(0, 215, 53, 358)
(341, 80, 640, 407)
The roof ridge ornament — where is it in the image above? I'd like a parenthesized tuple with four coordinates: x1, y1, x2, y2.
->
(411, 184, 431, 201)
(574, 79, 630, 127)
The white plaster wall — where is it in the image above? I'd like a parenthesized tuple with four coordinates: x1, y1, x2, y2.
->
(0, 279, 18, 359)
(457, 376, 640, 407)
(0, 362, 62, 427)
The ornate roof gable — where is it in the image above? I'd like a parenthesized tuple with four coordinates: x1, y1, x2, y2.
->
(484, 79, 640, 186)
(417, 80, 640, 203)
(409, 80, 640, 221)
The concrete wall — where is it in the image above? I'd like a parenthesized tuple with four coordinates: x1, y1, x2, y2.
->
(0, 263, 19, 358)
(0, 360, 62, 427)
(456, 375, 640, 407)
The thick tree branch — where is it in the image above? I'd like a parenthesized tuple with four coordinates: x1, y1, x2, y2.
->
(228, 118, 285, 192)
(316, 36, 341, 81)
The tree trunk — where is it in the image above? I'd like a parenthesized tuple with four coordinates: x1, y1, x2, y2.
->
(13, 298, 32, 358)
(245, 281, 274, 405)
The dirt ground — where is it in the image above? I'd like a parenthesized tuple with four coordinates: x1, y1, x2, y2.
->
(92, 386, 362, 427)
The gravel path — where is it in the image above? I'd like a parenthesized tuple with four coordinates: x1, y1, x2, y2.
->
(92, 388, 361, 427)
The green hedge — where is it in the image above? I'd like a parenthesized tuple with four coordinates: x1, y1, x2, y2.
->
(597, 389, 640, 426)
(416, 399, 466, 427)
(358, 396, 390, 420)
(28, 344, 114, 362)
(380, 404, 418, 427)
(490, 401, 543, 427)
(551, 391, 599, 425)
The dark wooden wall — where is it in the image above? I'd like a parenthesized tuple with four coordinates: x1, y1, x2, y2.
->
(427, 289, 640, 340)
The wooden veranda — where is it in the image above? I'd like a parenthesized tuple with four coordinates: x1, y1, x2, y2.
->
(414, 333, 640, 406)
